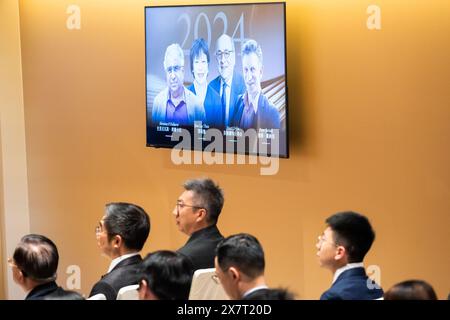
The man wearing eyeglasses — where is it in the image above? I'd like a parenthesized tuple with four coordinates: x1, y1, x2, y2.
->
(89, 202, 150, 300)
(208, 34, 245, 128)
(316, 211, 384, 300)
(173, 178, 225, 271)
(152, 43, 205, 126)
(9, 234, 84, 300)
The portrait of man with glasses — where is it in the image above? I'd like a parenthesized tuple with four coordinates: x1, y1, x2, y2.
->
(173, 178, 225, 271)
(208, 34, 246, 128)
(152, 43, 206, 126)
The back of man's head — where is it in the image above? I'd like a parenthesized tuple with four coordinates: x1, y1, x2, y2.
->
(104, 202, 150, 251)
(215, 233, 265, 279)
(183, 178, 224, 225)
(245, 287, 295, 300)
(13, 234, 58, 283)
(384, 279, 437, 300)
(326, 211, 375, 263)
(139, 250, 194, 300)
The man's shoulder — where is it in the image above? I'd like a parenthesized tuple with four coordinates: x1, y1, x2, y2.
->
(259, 94, 277, 111)
(185, 87, 202, 106)
(154, 88, 168, 105)
(232, 72, 245, 88)
(322, 274, 384, 300)
(208, 76, 221, 92)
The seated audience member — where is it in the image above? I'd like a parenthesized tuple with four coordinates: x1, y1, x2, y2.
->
(137, 250, 194, 300)
(9, 234, 84, 300)
(384, 280, 437, 300)
(244, 287, 295, 300)
(215, 233, 269, 300)
(174, 178, 225, 271)
(89, 202, 150, 300)
(316, 211, 384, 300)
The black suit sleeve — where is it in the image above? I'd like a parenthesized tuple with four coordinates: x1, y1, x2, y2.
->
(89, 281, 117, 300)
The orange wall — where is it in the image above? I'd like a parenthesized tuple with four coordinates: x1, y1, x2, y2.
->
(18, 0, 450, 299)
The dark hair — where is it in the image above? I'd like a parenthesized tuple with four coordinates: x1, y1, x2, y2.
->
(139, 250, 194, 300)
(104, 202, 150, 251)
(13, 234, 59, 282)
(325, 211, 375, 262)
(384, 280, 437, 300)
(190, 38, 210, 75)
(245, 288, 295, 300)
(215, 233, 265, 279)
(183, 178, 224, 225)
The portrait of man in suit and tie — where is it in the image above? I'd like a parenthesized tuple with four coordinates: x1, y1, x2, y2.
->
(208, 34, 246, 128)
(230, 39, 280, 131)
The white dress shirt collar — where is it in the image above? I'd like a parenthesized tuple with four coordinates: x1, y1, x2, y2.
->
(107, 252, 140, 273)
(242, 285, 269, 298)
(332, 262, 364, 284)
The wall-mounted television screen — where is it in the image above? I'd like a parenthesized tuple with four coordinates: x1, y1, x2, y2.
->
(145, 2, 288, 157)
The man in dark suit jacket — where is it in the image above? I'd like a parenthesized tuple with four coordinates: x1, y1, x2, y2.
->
(231, 94, 280, 130)
(316, 211, 384, 300)
(208, 34, 246, 128)
(89, 202, 150, 300)
(9, 234, 84, 300)
(229, 39, 280, 131)
(174, 178, 225, 271)
(215, 233, 269, 300)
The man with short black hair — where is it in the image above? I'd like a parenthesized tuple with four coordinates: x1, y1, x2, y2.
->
(316, 211, 384, 300)
(89, 202, 150, 300)
(137, 250, 194, 300)
(215, 233, 269, 300)
(174, 178, 225, 271)
(9, 234, 83, 300)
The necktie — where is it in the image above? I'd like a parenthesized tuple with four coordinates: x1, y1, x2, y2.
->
(221, 81, 227, 126)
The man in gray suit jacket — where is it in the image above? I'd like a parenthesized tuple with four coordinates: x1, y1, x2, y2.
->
(152, 43, 205, 126)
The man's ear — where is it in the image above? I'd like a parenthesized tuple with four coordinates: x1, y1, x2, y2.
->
(112, 234, 123, 249)
(17, 269, 26, 283)
(195, 208, 208, 223)
(228, 266, 240, 282)
(334, 245, 347, 261)
(139, 279, 149, 300)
